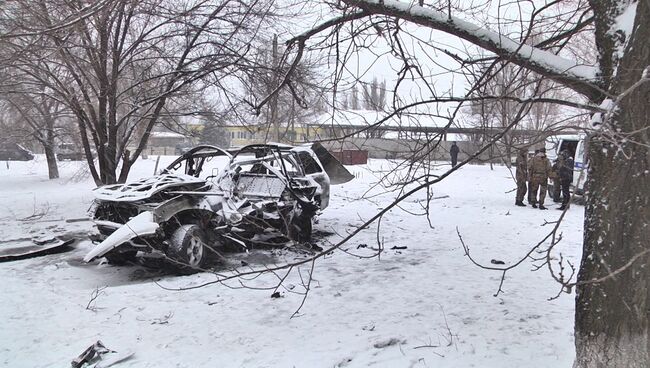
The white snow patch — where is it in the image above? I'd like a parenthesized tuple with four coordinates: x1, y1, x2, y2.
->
(0, 156, 584, 367)
(610, 1, 638, 59)
(591, 99, 615, 128)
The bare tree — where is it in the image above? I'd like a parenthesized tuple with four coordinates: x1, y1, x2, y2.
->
(242, 35, 327, 143)
(3, 0, 278, 185)
(362, 77, 386, 111)
(350, 85, 360, 110)
(466, 61, 565, 166)
(0, 91, 66, 179)
(0, 58, 72, 178)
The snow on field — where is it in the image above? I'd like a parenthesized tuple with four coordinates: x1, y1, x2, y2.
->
(0, 156, 583, 368)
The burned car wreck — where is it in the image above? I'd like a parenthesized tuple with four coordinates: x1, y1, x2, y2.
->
(84, 143, 353, 270)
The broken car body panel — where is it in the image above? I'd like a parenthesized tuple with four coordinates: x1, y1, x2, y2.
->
(94, 174, 207, 202)
(84, 211, 159, 262)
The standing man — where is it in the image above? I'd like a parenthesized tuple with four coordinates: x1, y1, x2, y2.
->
(450, 142, 460, 167)
(528, 148, 552, 210)
(515, 148, 528, 206)
(557, 150, 574, 210)
(551, 154, 564, 202)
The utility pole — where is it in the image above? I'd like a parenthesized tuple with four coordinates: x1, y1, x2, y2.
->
(270, 34, 280, 142)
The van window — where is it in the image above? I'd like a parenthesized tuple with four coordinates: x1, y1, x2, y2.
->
(559, 140, 578, 158)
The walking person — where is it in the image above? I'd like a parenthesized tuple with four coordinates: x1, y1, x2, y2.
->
(515, 148, 528, 206)
(557, 150, 574, 210)
(528, 148, 552, 210)
(450, 142, 460, 167)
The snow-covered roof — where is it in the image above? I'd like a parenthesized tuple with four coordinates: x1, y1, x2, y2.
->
(150, 131, 188, 139)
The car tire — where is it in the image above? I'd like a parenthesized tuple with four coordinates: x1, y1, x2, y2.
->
(168, 224, 212, 270)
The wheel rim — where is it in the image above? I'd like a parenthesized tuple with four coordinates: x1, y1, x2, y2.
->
(186, 236, 204, 267)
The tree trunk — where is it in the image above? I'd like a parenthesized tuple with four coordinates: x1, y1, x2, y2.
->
(43, 145, 59, 179)
(98, 151, 118, 185)
(574, 1, 650, 366)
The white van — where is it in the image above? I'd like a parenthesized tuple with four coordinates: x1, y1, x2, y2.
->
(545, 134, 588, 196)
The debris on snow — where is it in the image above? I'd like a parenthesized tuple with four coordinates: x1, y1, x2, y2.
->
(70, 340, 113, 368)
(271, 291, 283, 298)
(0, 237, 75, 263)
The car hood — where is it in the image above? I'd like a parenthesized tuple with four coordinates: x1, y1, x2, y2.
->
(93, 174, 206, 202)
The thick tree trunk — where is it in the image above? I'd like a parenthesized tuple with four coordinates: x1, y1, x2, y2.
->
(43, 145, 59, 180)
(574, 1, 650, 367)
(44, 116, 59, 180)
(98, 151, 118, 185)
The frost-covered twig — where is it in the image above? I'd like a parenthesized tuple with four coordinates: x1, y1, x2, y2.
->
(86, 286, 107, 312)
(291, 260, 316, 319)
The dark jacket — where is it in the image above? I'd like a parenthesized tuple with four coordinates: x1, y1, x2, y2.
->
(516, 153, 528, 181)
(450, 144, 460, 157)
(559, 156, 574, 183)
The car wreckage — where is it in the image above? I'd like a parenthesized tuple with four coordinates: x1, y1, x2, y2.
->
(84, 143, 353, 270)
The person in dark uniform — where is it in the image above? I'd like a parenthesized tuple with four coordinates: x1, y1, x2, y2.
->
(515, 148, 528, 206)
(557, 150, 574, 210)
(551, 155, 564, 202)
(450, 142, 460, 167)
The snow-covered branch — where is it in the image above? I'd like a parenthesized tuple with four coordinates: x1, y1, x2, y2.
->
(341, 0, 604, 100)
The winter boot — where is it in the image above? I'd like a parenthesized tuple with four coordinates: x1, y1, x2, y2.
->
(515, 201, 526, 207)
(539, 205, 548, 210)
(531, 203, 538, 208)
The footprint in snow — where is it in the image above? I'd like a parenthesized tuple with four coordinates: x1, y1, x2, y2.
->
(373, 337, 406, 349)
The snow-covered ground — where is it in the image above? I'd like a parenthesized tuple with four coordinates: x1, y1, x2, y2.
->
(0, 156, 583, 368)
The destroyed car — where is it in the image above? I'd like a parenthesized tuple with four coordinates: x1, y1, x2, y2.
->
(84, 143, 353, 270)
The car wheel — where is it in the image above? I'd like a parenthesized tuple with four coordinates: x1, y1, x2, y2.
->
(168, 224, 211, 270)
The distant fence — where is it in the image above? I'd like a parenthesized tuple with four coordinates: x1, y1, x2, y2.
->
(321, 138, 511, 164)
(141, 139, 513, 165)
(146, 146, 178, 156)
